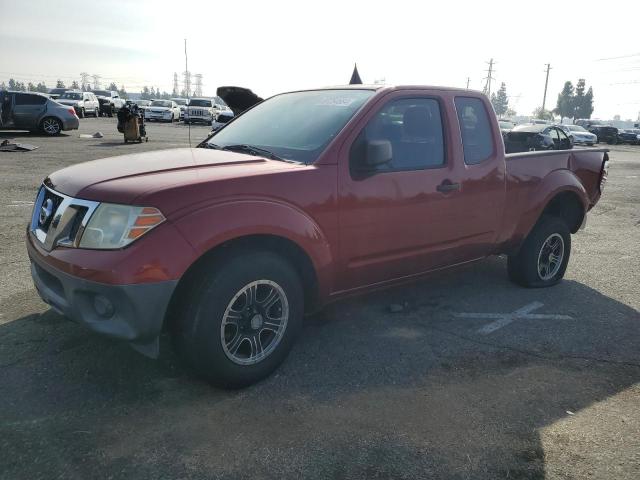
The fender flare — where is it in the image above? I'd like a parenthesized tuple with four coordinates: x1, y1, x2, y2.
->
(511, 169, 589, 248)
(172, 198, 335, 298)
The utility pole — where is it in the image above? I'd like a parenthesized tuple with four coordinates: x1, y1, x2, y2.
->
(483, 59, 495, 97)
(541, 63, 552, 113)
(466, 77, 470, 89)
(183, 39, 190, 99)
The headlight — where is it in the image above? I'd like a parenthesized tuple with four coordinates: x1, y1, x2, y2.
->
(79, 204, 165, 249)
(636, 135, 640, 140)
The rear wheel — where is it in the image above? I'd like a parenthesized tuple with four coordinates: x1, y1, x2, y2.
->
(78, 108, 85, 118)
(173, 251, 304, 388)
(94, 107, 99, 117)
(507, 215, 571, 288)
(40, 117, 62, 135)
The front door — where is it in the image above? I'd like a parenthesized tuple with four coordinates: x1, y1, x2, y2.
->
(337, 93, 505, 292)
(13, 93, 47, 129)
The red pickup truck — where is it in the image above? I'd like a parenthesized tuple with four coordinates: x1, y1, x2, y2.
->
(27, 86, 609, 387)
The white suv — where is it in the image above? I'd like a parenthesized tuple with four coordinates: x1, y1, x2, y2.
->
(184, 97, 231, 125)
(56, 91, 100, 118)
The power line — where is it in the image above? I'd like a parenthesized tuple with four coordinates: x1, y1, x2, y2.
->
(596, 53, 640, 61)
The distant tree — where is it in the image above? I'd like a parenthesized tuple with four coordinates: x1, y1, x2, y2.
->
(81, 83, 88, 91)
(27, 82, 36, 92)
(107, 82, 118, 92)
(161, 91, 171, 99)
(577, 85, 594, 119)
(141, 86, 151, 100)
(553, 81, 574, 121)
(8, 78, 16, 90)
(118, 84, 128, 99)
(70, 80, 79, 89)
(180, 88, 187, 97)
(505, 107, 517, 118)
(56, 79, 65, 88)
(36, 82, 48, 93)
(150, 87, 157, 98)
(0, 81, 6, 90)
(490, 82, 509, 117)
(533, 107, 553, 120)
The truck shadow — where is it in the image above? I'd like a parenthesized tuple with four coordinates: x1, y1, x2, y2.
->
(1, 257, 638, 479)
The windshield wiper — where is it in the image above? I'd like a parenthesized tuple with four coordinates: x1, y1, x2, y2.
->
(221, 144, 290, 162)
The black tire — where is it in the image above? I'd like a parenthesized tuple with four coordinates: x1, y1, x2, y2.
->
(94, 108, 99, 117)
(507, 215, 571, 288)
(107, 105, 114, 117)
(40, 117, 62, 135)
(78, 108, 85, 119)
(173, 251, 304, 388)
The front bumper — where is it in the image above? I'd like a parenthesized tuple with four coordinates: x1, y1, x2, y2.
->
(145, 112, 173, 121)
(28, 238, 177, 357)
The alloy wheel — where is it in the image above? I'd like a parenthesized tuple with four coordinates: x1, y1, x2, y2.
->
(537, 233, 564, 281)
(220, 280, 289, 365)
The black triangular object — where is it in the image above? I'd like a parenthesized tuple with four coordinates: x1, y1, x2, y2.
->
(349, 64, 363, 85)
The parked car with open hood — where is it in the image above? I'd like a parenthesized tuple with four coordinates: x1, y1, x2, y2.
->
(57, 90, 100, 118)
(0, 91, 79, 135)
(505, 124, 572, 153)
(26, 85, 609, 387)
(558, 124, 597, 146)
(144, 99, 180, 122)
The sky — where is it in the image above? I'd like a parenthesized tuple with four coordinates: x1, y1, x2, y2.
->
(1, 0, 639, 120)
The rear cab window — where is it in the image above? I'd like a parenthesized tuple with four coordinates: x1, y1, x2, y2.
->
(454, 97, 494, 164)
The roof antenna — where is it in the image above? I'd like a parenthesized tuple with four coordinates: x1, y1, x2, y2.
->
(185, 38, 191, 148)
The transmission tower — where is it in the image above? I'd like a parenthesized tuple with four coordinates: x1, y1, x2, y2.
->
(194, 74, 203, 97)
(91, 74, 101, 90)
(182, 70, 191, 97)
(172, 72, 179, 96)
(80, 72, 90, 90)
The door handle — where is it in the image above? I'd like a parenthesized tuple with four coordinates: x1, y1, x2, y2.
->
(437, 181, 460, 193)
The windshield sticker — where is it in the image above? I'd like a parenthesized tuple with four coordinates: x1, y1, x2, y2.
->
(315, 97, 356, 107)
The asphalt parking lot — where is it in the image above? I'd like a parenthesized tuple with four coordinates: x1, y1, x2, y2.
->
(1, 117, 639, 480)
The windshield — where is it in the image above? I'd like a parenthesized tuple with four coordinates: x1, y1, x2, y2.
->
(92, 91, 110, 97)
(567, 125, 587, 132)
(189, 99, 212, 107)
(60, 92, 82, 100)
(171, 99, 187, 105)
(151, 100, 172, 107)
(206, 89, 374, 163)
(136, 100, 151, 106)
(499, 121, 514, 129)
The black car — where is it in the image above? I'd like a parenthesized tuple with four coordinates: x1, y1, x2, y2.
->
(617, 128, 640, 145)
(504, 124, 573, 153)
(587, 125, 619, 144)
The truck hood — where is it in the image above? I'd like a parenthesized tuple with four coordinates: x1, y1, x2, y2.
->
(46, 148, 300, 211)
(217, 86, 263, 115)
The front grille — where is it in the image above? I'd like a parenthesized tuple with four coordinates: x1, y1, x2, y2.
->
(190, 109, 205, 116)
(30, 185, 100, 251)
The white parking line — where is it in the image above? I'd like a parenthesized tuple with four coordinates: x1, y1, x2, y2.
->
(454, 302, 573, 334)
(8, 200, 34, 207)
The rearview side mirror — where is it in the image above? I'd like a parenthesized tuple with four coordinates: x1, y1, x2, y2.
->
(366, 140, 392, 167)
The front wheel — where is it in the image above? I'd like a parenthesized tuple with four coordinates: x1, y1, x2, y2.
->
(507, 215, 571, 288)
(78, 108, 85, 118)
(173, 251, 304, 388)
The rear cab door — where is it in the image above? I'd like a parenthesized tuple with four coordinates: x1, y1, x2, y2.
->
(335, 89, 506, 292)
